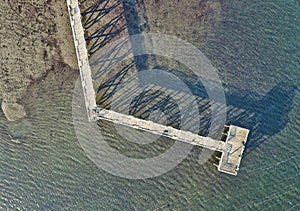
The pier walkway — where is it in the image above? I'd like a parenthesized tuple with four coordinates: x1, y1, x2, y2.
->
(67, 0, 249, 176)
(67, 0, 97, 121)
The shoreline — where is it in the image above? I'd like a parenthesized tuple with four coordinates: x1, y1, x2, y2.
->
(0, 0, 78, 121)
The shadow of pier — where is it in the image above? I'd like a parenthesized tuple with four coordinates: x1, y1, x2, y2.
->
(228, 82, 297, 156)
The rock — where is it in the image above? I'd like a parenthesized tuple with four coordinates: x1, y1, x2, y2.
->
(1, 102, 26, 121)
(7, 119, 31, 138)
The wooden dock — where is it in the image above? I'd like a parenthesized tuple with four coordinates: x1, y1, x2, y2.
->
(67, 0, 250, 175)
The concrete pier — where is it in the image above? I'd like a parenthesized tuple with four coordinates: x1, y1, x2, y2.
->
(67, 0, 250, 175)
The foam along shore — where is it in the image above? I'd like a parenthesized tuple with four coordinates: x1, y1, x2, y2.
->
(1, 102, 26, 122)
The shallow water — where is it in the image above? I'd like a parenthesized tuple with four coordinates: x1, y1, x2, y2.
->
(1, 0, 300, 210)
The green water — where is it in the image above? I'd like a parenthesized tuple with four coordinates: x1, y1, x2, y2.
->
(1, 0, 299, 210)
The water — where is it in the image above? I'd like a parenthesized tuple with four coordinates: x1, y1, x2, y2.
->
(1, 0, 300, 209)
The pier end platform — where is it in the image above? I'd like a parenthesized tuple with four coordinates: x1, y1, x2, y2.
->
(218, 125, 249, 176)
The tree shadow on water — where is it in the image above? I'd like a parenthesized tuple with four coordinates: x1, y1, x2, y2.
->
(226, 82, 296, 156)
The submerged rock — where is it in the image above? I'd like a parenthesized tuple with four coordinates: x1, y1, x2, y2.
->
(7, 118, 32, 139)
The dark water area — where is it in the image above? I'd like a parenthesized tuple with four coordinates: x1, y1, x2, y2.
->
(1, 0, 300, 210)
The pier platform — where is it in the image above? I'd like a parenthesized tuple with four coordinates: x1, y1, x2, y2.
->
(96, 108, 249, 175)
(218, 125, 249, 175)
(67, 0, 250, 176)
